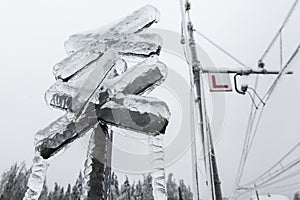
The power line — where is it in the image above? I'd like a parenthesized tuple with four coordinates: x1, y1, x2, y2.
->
(232, 76, 264, 198)
(232, 2, 300, 196)
(194, 30, 249, 68)
(232, 40, 300, 199)
(235, 142, 300, 196)
(259, 0, 299, 62)
(262, 42, 300, 104)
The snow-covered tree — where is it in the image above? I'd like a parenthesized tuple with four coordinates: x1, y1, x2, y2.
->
(0, 163, 48, 200)
(64, 184, 71, 200)
(119, 176, 131, 200)
(71, 171, 83, 200)
(178, 180, 192, 200)
(294, 191, 300, 200)
(0, 163, 194, 200)
(166, 173, 178, 200)
(142, 174, 154, 200)
(134, 180, 143, 200)
(111, 173, 120, 199)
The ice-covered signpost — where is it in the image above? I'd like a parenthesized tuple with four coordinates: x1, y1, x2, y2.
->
(23, 5, 170, 200)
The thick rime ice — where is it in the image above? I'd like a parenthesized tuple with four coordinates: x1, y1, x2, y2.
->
(107, 58, 127, 79)
(95, 58, 167, 104)
(24, 5, 169, 200)
(81, 125, 112, 200)
(23, 156, 49, 200)
(36, 113, 98, 160)
(98, 94, 170, 135)
(149, 135, 167, 200)
(45, 50, 118, 112)
(107, 5, 160, 35)
(53, 49, 103, 81)
(64, 33, 162, 59)
(64, 5, 160, 54)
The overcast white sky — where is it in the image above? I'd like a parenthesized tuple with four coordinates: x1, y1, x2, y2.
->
(0, 0, 300, 199)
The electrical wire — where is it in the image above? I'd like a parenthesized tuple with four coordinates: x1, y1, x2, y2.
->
(261, 42, 300, 104)
(261, 168, 300, 190)
(234, 29, 300, 200)
(232, 76, 263, 198)
(236, 168, 300, 197)
(194, 30, 249, 68)
(235, 142, 300, 196)
(266, 180, 300, 190)
(246, 91, 259, 109)
(247, 87, 265, 106)
(245, 142, 300, 184)
(201, 65, 217, 200)
(233, 2, 300, 196)
(259, 0, 299, 61)
(280, 32, 284, 69)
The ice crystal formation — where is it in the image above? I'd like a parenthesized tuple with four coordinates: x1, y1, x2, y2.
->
(24, 5, 170, 200)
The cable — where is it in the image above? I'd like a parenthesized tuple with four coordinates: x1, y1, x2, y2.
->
(280, 32, 283, 69)
(232, 75, 262, 198)
(235, 22, 300, 199)
(236, 166, 300, 197)
(236, 142, 300, 195)
(247, 142, 300, 184)
(230, 1, 299, 198)
(261, 42, 300, 104)
(259, 0, 299, 61)
(247, 87, 265, 106)
(233, 5, 300, 194)
(201, 68, 217, 200)
(246, 91, 259, 109)
(194, 30, 249, 68)
(261, 168, 300, 189)
(246, 107, 265, 157)
(267, 179, 300, 190)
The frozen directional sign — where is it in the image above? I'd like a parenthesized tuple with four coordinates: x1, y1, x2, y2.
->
(208, 73, 232, 92)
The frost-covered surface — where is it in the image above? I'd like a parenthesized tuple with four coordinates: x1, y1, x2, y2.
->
(65, 33, 162, 59)
(81, 125, 112, 200)
(46, 50, 118, 112)
(64, 5, 160, 54)
(95, 57, 167, 105)
(149, 135, 167, 200)
(24, 4, 169, 200)
(99, 94, 170, 135)
(23, 156, 48, 200)
(53, 49, 102, 81)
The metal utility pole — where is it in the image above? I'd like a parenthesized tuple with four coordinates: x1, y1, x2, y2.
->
(179, 1, 296, 199)
(179, 1, 223, 200)
(179, 1, 201, 200)
(208, 125, 223, 200)
(254, 184, 260, 200)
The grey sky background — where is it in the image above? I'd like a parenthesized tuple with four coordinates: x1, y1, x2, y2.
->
(0, 0, 299, 199)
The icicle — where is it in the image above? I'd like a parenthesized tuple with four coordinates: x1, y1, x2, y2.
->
(23, 155, 49, 200)
(81, 124, 112, 200)
(148, 134, 167, 200)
